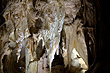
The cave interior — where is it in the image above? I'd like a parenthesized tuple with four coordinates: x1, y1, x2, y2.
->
(0, 0, 110, 73)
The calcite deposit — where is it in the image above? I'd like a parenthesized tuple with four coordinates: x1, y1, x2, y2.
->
(0, 0, 88, 73)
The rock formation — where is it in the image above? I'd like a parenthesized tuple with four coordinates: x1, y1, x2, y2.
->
(0, 0, 109, 73)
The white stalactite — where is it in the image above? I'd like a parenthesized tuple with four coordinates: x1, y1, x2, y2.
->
(43, 0, 65, 72)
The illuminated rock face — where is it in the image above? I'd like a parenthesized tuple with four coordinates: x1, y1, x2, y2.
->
(64, 0, 81, 24)
(0, 0, 88, 73)
(2, 0, 110, 73)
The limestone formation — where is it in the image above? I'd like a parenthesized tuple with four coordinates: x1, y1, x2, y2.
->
(0, 0, 94, 73)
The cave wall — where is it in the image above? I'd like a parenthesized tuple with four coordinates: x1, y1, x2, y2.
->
(85, 0, 110, 73)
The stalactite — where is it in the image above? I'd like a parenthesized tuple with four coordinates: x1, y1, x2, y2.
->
(39, 0, 65, 72)
(63, 19, 88, 73)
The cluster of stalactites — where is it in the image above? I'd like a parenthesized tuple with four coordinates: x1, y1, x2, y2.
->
(42, 0, 65, 72)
